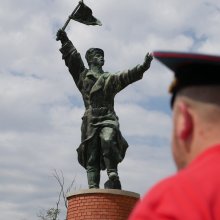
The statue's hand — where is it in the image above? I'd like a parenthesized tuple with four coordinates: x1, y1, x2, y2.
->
(56, 29, 69, 43)
(143, 52, 153, 69)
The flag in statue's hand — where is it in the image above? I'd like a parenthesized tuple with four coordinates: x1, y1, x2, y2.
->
(71, 1, 102, 26)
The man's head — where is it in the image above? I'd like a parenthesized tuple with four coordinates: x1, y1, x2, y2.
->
(153, 51, 220, 170)
(85, 48, 105, 67)
(172, 86, 220, 170)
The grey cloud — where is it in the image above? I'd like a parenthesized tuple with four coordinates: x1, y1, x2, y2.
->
(1, 0, 220, 219)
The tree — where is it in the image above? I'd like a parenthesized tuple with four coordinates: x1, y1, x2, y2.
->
(37, 170, 76, 220)
(37, 208, 60, 220)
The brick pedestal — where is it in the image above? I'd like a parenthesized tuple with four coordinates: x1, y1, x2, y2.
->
(67, 189, 140, 220)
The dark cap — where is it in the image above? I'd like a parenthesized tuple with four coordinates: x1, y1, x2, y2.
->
(85, 48, 104, 64)
(153, 51, 220, 106)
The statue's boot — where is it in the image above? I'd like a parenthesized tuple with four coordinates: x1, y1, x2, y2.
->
(104, 158, 121, 189)
(87, 170, 100, 189)
(104, 173, 121, 190)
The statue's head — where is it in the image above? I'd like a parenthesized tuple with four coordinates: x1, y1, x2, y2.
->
(85, 48, 105, 67)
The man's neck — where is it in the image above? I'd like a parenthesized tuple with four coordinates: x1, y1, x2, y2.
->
(90, 65, 104, 74)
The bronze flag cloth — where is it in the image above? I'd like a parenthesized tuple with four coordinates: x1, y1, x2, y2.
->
(71, 1, 102, 26)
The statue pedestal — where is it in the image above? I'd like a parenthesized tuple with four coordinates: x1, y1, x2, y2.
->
(67, 189, 140, 220)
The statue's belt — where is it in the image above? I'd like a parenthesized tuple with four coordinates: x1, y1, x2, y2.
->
(85, 106, 114, 117)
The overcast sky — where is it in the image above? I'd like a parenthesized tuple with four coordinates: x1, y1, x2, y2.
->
(1, 0, 220, 219)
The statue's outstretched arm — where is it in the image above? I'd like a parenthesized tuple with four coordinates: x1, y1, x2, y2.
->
(110, 53, 153, 94)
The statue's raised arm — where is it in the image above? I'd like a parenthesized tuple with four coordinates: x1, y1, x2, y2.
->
(56, 29, 85, 88)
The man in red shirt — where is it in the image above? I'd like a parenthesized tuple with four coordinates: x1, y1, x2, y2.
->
(129, 51, 220, 220)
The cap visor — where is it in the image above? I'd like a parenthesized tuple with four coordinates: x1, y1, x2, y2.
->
(153, 51, 220, 72)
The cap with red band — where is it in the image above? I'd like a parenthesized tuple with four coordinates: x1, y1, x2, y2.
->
(153, 51, 220, 106)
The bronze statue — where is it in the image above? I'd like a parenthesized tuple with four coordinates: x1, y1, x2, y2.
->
(56, 1, 153, 189)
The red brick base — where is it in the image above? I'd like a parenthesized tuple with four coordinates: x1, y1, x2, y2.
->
(67, 189, 140, 220)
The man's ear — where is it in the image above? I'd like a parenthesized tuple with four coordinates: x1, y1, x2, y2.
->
(176, 102, 193, 141)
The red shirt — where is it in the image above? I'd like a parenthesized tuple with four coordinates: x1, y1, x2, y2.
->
(129, 144, 220, 220)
